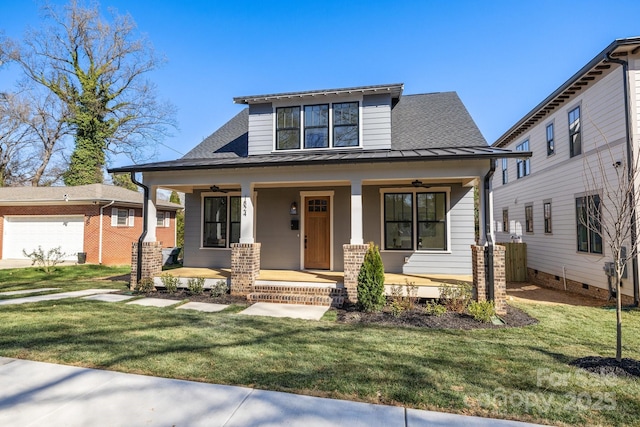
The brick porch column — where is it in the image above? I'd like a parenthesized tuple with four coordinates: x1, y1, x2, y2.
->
(231, 243, 261, 296)
(130, 241, 163, 290)
(343, 244, 369, 304)
(471, 244, 507, 315)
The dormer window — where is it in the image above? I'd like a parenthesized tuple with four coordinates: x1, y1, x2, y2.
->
(275, 101, 360, 151)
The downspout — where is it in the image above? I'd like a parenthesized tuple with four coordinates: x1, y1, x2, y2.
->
(130, 172, 149, 284)
(98, 200, 116, 264)
(605, 53, 639, 306)
(484, 159, 496, 301)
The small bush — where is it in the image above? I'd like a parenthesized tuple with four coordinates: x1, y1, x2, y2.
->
(387, 281, 419, 315)
(357, 242, 385, 312)
(187, 277, 205, 295)
(468, 300, 496, 323)
(160, 273, 179, 294)
(424, 301, 447, 317)
(210, 279, 228, 298)
(135, 277, 156, 293)
(22, 246, 67, 274)
(439, 282, 472, 313)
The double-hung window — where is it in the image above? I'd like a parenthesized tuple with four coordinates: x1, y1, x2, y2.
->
(569, 106, 581, 157)
(203, 196, 241, 248)
(383, 191, 447, 251)
(304, 104, 329, 148)
(276, 107, 301, 150)
(503, 208, 509, 233)
(111, 208, 134, 227)
(525, 204, 533, 233)
(502, 158, 508, 185)
(546, 123, 554, 156)
(276, 102, 359, 150)
(543, 202, 552, 234)
(516, 140, 530, 178)
(333, 102, 359, 147)
(156, 211, 169, 227)
(576, 195, 602, 254)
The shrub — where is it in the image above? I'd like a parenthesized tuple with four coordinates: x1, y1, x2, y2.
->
(210, 279, 228, 298)
(439, 282, 472, 313)
(424, 301, 447, 317)
(187, 277, 205, 295)
(357, 242, 385, 312)
(468, 300, 496, 323)
(388, 281, 419, 315)
(135, 277, 156, 293)
(22, 246, 67, 274)
(160, 273, 179, 294)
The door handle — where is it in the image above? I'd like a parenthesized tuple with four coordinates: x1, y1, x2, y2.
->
(304, 236, 307, 249)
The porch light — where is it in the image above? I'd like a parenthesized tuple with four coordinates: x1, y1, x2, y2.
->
(290, 202, 298, 215)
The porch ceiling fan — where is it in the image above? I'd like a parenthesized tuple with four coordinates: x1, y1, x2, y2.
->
(209, 185, 229, 193)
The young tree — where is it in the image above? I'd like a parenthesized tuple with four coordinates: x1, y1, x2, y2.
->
(582, 126, 640, 363)
(110, 173, 138, 191)
(9, 0, 175, 185)
(357, 242, 386, 312)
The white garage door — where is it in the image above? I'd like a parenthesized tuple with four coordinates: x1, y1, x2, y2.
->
(3, 216, 85, 260)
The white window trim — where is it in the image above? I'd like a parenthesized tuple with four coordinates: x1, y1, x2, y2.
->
(111, 207, 135, 227)
(199, 191, 241, 250)
(299, 190, 335, 271)
(272, 95, 363, 152)
(156, 211, 170, 228)
(379, 187, 451, 254)
(545, 120, 555, 156)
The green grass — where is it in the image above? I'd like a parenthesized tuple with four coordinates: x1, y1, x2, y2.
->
(0, 266, 639, 425)
(0, 265, 130, 295)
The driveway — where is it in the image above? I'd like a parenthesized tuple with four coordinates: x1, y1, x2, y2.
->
(0, 259, 36, 269)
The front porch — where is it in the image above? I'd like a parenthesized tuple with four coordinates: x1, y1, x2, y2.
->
(157, 267, 473, 306)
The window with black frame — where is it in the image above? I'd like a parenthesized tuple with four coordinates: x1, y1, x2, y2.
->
(417, 192, 446, 250)
(333, 102, 359, 147)
(276, 106, 300, 150)
(203, 196, 241, 248)
(384, 193, 413, 250)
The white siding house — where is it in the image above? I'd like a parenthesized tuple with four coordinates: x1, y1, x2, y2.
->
(492, 37, 640, 305)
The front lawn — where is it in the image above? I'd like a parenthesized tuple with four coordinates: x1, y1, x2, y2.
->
(0, 266, 638, 426)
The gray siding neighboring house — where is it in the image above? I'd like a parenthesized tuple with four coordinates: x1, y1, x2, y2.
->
(492, 37, 640, 304)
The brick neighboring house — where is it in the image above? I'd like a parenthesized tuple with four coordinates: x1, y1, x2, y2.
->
(0, 184, 181, 265)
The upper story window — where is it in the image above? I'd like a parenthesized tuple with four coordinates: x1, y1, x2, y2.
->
(569, 106, 581, 157)
(276, 107, 301, 150)
(304, 104, 329, 148)
(516, 140, 530, 178)
(546, 123, 554, 156)
(502, 158, 508, 185)
(276, 101, 359, 150)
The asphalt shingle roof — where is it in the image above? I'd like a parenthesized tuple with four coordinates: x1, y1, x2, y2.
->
(0, 184, 182, 209)
(391, 92, 487, 149)
(109, 88, 502, 174)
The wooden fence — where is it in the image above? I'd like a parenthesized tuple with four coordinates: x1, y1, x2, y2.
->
(498, 242, 527, 282)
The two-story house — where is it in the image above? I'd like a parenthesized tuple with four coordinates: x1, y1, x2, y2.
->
(110, 83, 523, 307)
(492, 37, 640, 306)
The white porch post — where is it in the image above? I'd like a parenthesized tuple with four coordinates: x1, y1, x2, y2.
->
(478, 175, 496, 245)
(144, 185, 158, 242)
(350, 179, 364, 244)
(239, 181, 255, 244)
(478, 177, 487, 245)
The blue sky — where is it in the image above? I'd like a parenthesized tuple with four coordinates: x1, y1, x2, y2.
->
(2, 0, 640, 167)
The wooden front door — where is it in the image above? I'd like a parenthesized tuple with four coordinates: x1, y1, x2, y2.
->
(304, 196, 330, 269)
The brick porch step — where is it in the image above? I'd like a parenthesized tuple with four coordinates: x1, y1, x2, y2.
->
(248, 284, 346, 307)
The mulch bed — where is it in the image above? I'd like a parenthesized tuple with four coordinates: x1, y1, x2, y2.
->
(335, 303, 538, 329)
(570, 356, 640, 378)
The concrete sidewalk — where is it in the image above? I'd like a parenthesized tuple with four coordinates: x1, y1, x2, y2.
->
(0, 358, 543, 427)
